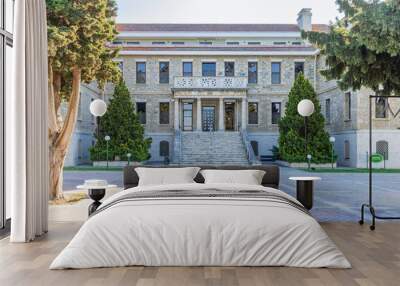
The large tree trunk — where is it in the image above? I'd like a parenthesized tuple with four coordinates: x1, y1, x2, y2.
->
(48, 68, 81, 199)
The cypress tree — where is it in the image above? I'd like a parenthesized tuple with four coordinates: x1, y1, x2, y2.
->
(90, 81, 152, 162)
(278, 74, 332, 163)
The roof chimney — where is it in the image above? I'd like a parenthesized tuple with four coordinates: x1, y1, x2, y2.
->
(297, 8, 312, 31)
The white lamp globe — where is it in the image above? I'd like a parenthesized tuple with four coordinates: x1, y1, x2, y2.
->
(297, 99, 315, 117)
(90, 99, 107, 117)
(104, 135, 111, 141)
(329, 136, 336, 143)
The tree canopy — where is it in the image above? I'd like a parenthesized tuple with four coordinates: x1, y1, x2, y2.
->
(90, 82, 152, 162)
(47, 0, 121, 100)
(303, 0, 400, 96)
(278, 74, 333, 163)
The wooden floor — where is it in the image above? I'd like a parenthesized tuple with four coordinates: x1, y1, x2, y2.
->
(0, 221, 399, 286)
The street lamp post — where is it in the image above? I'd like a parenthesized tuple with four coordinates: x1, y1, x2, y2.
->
(127, 153, 132, 166)
(297, 99, 315, 170)
(104, 135, 111, 168)
(307, 154, 312, 170)
(329, 136, 336, 169)
(89, 99, 108, 162)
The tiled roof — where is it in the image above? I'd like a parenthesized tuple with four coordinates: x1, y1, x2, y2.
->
(117, 23, 329, 33)
(118, 46, 317, 52)
(312, 24, 330, 33)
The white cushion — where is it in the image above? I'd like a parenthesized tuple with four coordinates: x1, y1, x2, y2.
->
(200, 169, 266, 185)
(136, 167, 201, 186)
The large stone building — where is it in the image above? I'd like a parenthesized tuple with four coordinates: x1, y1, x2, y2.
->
(68, 8, 400, 167)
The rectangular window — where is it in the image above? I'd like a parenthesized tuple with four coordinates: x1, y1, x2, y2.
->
(2, 0, 15, 229)
(292, 42, 302, 45)
(344, 140, 350, 160)
(294, 62, 304, 78)
(226, 41, 239, 45)
(345, 92, 351, 120)
(224, 62, 235, 77)
(159, 102, 170, 124)
(136, 62, 146, 84)
(271, 102, 281, 124)
(274, 42, 286, 45)
(271, 62, 281, 84)
(183, 103, 193, 131)
(127, 41, 140, 45)
(248, 62, 258, 84)
(172, 41, 185, 45)
(183, 62, 193, 77)
(159, 62, 169, 84)
(248, 102, 258, 124)
(199, 41, 212, 45)
(248, 42, 261, 45)
(202, 62, 216, 77)
(152, 41, 165, 45)
(375, 97, 387, 118)
(136, 102, 146, 124)
(325, 98, 331, 124)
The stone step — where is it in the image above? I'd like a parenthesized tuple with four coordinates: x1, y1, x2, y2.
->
(179, 131, 249, 165)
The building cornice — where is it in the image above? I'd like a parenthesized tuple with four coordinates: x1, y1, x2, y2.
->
(119, 50, 320, 56)
(117, 31, 302, 39)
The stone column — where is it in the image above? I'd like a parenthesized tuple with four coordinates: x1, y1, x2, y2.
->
(196, 98, 202, 131)
(174, 99, 179, 130)
(219, 98, 224, 131)
(241, 98, 247, 130)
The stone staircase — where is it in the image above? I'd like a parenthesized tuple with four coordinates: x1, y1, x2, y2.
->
(180, 131, 250, 165)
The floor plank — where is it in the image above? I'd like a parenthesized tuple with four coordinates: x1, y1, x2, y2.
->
(0, 221, 399, 286)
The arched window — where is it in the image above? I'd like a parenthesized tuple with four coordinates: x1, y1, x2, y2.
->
(375, 97, 387, 119)
(159, 141, 169, 157)
(344, 140, 350, 160)
(376, 140, 389, 160)
(250, 141, 259, 157)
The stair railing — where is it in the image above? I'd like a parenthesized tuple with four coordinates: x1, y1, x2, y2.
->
(240, 129, 261, 165)
(173, 129, 182, 164)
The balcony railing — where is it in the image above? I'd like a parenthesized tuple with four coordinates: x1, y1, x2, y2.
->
(173, 76, 247, 90)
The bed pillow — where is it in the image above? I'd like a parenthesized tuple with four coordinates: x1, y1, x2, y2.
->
(136, 167, 201, 186)
(200, 169, 266, 185)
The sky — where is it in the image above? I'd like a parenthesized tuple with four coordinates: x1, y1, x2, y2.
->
(116, 0, 341, 24)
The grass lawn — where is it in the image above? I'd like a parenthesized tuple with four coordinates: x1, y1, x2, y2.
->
(300, 167, 400, 173)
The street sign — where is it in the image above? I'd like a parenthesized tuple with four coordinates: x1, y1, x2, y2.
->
(371, 153, 384, 163)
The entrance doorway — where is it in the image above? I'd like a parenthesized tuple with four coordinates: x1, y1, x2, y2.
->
(224, 102, 235, 131)
(183, 102, 193, 131)
(202, 106, 215, 131)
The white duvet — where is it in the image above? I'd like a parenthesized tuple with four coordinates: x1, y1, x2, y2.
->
(50, 183, 351, 269)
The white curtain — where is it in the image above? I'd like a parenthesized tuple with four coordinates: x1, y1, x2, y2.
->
(8, 0, 49, 242)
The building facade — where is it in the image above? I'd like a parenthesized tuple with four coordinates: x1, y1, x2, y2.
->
(68, 8, 400, 167)
(64, 83, 100, 166)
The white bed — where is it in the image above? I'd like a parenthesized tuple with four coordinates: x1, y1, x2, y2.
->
(50, 183, 351, 269)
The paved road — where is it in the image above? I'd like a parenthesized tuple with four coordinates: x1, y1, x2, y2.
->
(63, 167, 400, 222)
